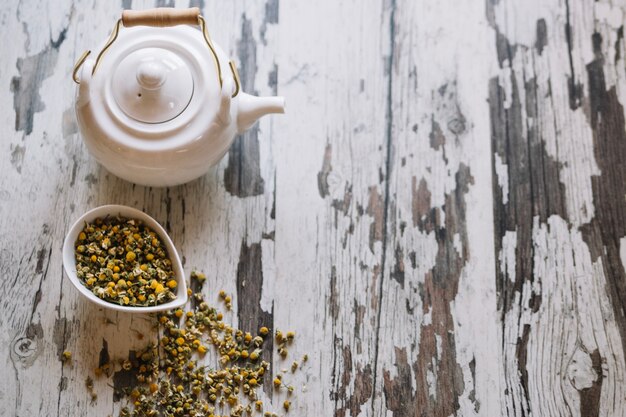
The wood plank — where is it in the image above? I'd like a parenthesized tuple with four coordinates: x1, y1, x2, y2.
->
(488, 0, 626, 415)
(373, 1, 502, 416)
(271, 1, 392, 416)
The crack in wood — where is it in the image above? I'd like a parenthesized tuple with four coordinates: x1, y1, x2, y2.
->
(564, 0, 583, 110)
(30, 245, 52, 319)
(468, 356, 480, 412)
(333, 344, 351, 416)
(328, 266, 339, 321)
(370, 1, 398, 414)
(317, 143, 332, 198)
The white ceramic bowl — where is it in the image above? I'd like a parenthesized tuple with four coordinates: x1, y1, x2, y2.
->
(62, 204, 187, 313)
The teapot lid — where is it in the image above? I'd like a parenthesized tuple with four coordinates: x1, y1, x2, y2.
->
(111, 47, 193, 124)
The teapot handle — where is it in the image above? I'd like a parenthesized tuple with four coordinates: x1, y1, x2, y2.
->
(122, 8, 200, 27)
(72, 8, 241, 98)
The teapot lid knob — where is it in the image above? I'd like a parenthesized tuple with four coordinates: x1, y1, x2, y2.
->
(136, 61, 167, 90)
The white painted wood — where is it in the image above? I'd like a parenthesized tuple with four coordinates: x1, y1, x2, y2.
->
(272, 1, 392, 416)
(490, 0, 626, 416)
(372, 1, 502, 416)
(1, 0, 626, 416)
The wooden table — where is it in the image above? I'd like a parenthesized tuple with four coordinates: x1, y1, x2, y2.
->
(2, 1, 626, 416)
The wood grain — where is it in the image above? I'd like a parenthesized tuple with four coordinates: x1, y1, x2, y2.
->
(489, 0, 626, 415)
(375, 1, 501, 415)
(1, 0, 626, 416)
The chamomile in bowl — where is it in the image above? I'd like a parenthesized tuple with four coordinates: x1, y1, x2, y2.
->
(62, 205, 187, 313)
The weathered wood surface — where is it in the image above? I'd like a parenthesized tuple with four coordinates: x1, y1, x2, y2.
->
(1, 0, 626, 416)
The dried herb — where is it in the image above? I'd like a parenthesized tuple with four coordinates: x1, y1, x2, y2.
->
(74, 216, 177, 306)
(85, 376, 97, 402)
(275, 329, 295, 359)
(84, 272, 305, 417)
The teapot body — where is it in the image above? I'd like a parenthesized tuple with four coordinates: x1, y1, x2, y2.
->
(74, 15, 284, 187)
(76, 89, 238, 187)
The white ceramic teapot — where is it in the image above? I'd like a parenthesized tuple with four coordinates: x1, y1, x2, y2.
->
(73, 8, 285, 187)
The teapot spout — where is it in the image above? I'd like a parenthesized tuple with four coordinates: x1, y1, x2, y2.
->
(237, 93, 285, 133)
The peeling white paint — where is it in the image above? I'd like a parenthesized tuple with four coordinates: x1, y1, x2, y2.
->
(517, 215, 626, 416)
(500, 230, 517, 283)
(453, 233, 463, 257)
(494, 154, 509, 205)
(499, 66, 513, 110)
(423, 307, 432, 326)
(411, 231, 439, 282)
(435, 333, 443, 360)
(427, 364, 438, 401)
(375, 0, 504, 415)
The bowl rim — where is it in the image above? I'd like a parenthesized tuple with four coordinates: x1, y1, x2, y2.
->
(62, 204, 187, 313)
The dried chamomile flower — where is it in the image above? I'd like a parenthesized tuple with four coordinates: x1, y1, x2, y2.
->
(80, 271, 305, 417)
(74, 216, 177, 307)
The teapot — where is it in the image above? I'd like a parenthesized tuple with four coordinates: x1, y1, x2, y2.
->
(72, 8, 285, 187)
